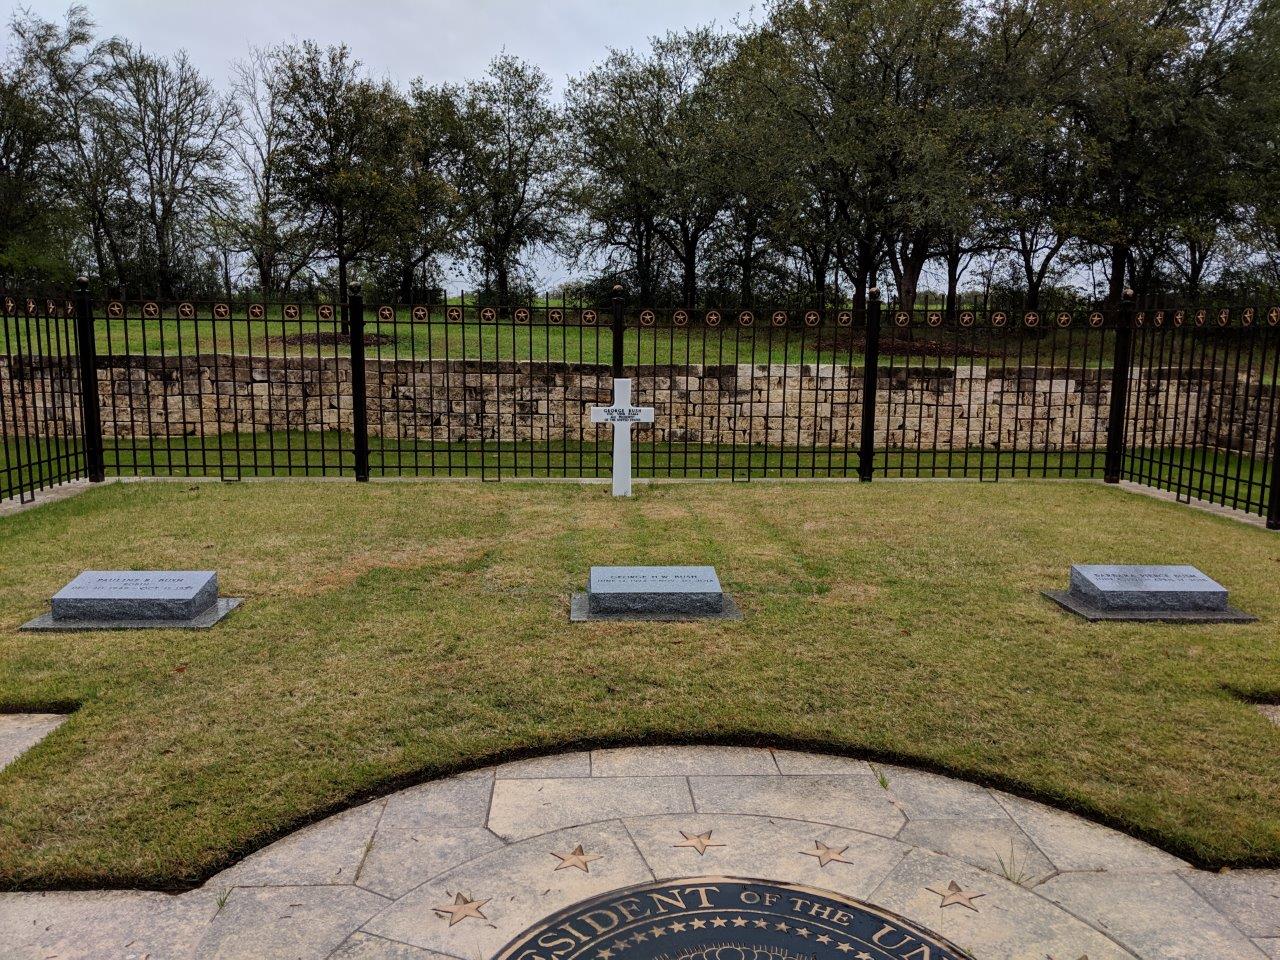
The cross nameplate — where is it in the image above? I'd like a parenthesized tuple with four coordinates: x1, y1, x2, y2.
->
(589, 378, 655, 496)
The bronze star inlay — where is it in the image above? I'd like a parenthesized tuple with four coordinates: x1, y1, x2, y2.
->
(551, 844, 602, 872)
(800, 840, 854, 867)
(926, 880, 985, 911)
(435, 892, 490, 926)
(673, 830, 725, 855)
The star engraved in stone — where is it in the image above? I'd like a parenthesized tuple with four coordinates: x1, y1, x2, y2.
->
(690, 919, 707, 930)
(926, 880, 986, 911)
(711, 917, 728, 928)
(835, 944, 853, 954)
(731, 917, 749, 928)
(434, 892, 490, 926)
(674, 830, 726, 855)
(596, 950, 613, 960)
(800, 840, 854, 868)
(669, 922, 687, 933)
(551, 844, 602, 872)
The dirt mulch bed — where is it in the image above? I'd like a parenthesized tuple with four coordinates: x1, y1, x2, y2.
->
(816, 331, 1004, 359)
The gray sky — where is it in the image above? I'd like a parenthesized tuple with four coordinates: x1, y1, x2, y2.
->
(11, 0, 757, 91)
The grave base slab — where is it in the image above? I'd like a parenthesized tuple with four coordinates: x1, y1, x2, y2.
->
(1043, 590, 1255, 623)
(570, 592, 742, 622)
(21, 597, 243, 631)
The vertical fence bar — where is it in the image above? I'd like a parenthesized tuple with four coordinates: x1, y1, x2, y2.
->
(1267, 387, 1280, 529)
(858, 287, 881, 482)
(1104, 291, 1135, 484)
(349, 284, 370, 482)
(73, 278, 105, 482)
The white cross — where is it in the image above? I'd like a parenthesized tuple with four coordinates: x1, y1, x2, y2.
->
(590, 378, 655, 496)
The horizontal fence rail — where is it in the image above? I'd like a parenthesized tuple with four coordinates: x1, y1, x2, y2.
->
(2, 287, 1278, 528)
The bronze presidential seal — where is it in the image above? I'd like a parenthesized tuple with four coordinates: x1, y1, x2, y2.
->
(494, 877, 969, 960)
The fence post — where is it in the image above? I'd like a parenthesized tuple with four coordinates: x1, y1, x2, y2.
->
(73, 277, 105, 483)
(348, 284, 370, 482)
(858, 287, 882, 482)
(611, 284, 624, 379)
(1104, 289, 1135, 484)
(1267, 398, 1280, 530)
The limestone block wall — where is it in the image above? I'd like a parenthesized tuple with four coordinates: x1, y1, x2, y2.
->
(0, 354, 1270, 461)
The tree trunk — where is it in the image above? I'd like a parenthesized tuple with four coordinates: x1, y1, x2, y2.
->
(740, 233, 757, 308)
(1107, 243, 1128, 302)
(681, 251, 697, 309)
(399, 261, 415, 304)
(338, 253, 349, 336)
(495, 259, 510, 307)
(944, 238, 962, 317)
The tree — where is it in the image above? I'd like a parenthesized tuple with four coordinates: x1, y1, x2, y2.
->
(12, 5, 130, 285)
(275, 41, 403, 324)
(567, 31, 729, 307)
(386, 87, 459, 303)
(432, 55, 567, 304)
(1073, 0, 1255, 300)
(106, 43, 236, 297)
(0, 14, 76, 278)
(227, 46, 315, 296)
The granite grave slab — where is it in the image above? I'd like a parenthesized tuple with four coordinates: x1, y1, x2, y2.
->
(1044, 564, 1254, 622)
(571, 565, 741, 621)
(21, 570, 242, 631)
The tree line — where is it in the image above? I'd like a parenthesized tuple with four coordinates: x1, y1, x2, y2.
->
(2, 0, 1278, 310)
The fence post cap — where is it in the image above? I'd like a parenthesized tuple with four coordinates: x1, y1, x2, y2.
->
(612, 284, 624, 294)
(868, 286, 880, 300)
(1122, 288, 1134, 300)
(350, 283, 362, 296)
(76, 276, 89, 289)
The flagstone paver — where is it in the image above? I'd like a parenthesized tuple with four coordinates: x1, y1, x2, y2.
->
(0, 712, 66, 768)
(1, 744, 1277, 959)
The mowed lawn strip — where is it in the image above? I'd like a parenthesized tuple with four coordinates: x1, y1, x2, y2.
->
(0, 479, 1276, 889)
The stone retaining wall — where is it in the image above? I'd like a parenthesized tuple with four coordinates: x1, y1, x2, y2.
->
(1, 354, 1271, 457)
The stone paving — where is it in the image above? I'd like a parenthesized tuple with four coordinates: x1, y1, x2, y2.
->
(0, 742, 1277, 959)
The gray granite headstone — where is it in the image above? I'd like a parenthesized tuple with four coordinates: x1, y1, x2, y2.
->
(571, 566, 740, 621)
(22, 570, 241, 631)
(1045, 564, 1254, 623)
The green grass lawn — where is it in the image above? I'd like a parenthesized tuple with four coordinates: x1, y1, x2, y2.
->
(6, 432, 1273, 515)
(0, 479, 1277, 891)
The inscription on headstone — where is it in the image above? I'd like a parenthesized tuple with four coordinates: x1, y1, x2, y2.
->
(1045, 564, 1253, 622)
(23, 570, 241, 631)
(572, 565, 740, 621)
(52, 571, 219, 621)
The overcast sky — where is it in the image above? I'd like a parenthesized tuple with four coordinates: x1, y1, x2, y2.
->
(10, 0, 758, 90)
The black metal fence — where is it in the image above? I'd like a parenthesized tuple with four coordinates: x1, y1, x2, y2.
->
(3, 283, 1278, 528)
